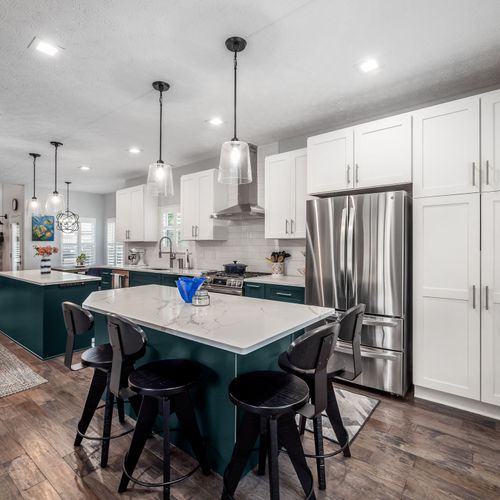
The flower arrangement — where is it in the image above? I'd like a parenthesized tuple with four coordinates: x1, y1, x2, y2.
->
(34, 245, 59, 257)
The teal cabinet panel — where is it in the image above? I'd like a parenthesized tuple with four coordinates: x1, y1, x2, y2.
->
(161, 274, 179, 287)
(266, 284, 305, 304)
(129, 271, 162, 287)
(243, 282, 266, 298)
(100, 270, 113, 290)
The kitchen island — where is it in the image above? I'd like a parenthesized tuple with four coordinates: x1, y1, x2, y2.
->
(83, 284, 334, 474)
(0, 270, 101, 359)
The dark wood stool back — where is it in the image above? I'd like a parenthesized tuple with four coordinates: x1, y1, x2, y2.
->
(62, 301, 94, 371)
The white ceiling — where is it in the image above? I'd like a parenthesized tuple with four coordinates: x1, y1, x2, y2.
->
(1, 0, 500, 194)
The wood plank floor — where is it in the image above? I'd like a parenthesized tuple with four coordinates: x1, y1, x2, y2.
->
(1, 333, 499, 500)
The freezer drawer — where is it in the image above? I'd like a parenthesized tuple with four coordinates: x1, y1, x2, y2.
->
(361, 315, 404, 351)
(334, 341, 407, 396)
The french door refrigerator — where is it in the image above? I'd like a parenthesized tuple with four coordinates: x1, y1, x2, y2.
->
(306, 191, 411, 396)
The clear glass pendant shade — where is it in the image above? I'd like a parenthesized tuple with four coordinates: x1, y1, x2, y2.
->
(45, 191, 65, 214)
(218, 140, 252, 184)
(30, 197, 41, 215)
(147, 161, 174, 197)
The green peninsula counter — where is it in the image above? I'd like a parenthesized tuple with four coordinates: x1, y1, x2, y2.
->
(82, 284, 334, 475)
(0, 270, 101, 359)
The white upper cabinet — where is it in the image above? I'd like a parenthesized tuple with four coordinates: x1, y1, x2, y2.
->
(115, 185, 158, 242)
(413, 194, 481, 400)
(481, 90, 500, 192)
(265, 148, 308, 239)
(307, 127, 354, 195)
(481, 191, 500, 406)
(413, 96, 480, 198)
(180, 169, 228, 241)
(354, 113, 412, 189)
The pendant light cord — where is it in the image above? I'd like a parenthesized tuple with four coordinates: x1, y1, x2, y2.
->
(159, 90, 163, 162)
(32, 156, 36, 198)
(232, 51, 238, 141)
(54, 144, 59, 193)
(66, 182, 70, 210)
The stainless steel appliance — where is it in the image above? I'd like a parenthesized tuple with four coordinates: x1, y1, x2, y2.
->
(128, 248, 145, 266)
(204, 270, 270, 296)
(306, 191, 411, 396)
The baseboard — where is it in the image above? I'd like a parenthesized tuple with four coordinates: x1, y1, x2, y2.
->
(414, 386, 500, 420)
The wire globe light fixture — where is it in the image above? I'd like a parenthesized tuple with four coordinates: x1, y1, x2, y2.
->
(56, 181, 80, 233)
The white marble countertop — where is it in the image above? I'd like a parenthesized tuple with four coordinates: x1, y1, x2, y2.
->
(244, 275, 305, 288)
(83, 285, 334, 354)
(0, 270, 101, 286)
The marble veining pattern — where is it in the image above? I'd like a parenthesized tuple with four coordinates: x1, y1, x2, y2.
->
(83, 285, 334, 354)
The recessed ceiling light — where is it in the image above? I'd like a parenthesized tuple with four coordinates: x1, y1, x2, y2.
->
(128, 147, 142, 154)
(208, 117, 224, 126)
(79, 165, 90, 171)
(358, 58, 380, 73)
(35, 40, 59, 56)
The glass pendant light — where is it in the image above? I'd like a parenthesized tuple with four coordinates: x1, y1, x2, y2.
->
(147, 81, 174, 197)
(29, 153, 41, 215)
(218, 36, 252, 185)
(45, 141, 65, 214)
(56, 181, 80, 233)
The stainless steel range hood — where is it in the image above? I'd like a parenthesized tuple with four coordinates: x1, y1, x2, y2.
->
(212, 144, 265, 220)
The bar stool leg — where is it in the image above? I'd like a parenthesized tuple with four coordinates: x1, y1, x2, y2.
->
(298, 415, 306, 436)
(312, 415, 326, 490)
(100, 374, 115, 468)
(257, 416, 267, 476)
(277, 413, 316, 500)
(267, 417, 280, 500)
(117, 398, 126, 424)
(325, 383, 350, 457)
(162, 398, 171, 500)
(74, 369, 107, 446)
(119, 396, 159, 493)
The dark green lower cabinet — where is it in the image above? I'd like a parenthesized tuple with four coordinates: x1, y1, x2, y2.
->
(244, 282, 305, 304)
(100, 270, 112, 290)
(243, 282, 266, 298)
(162, 274, 178, 287)
(129, 271, 179, 288)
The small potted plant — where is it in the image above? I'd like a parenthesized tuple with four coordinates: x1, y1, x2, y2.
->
(76, 252, 87, 266)
(34, 245, 58, 275)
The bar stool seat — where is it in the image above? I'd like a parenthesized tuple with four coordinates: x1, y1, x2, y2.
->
(80, 344, 114, 369)
(128, 359, 200, 398)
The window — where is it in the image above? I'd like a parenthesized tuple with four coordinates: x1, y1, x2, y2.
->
(106, 218, 124, 266)
(159, 205, 186, 251)
(61, 217, 96, 265)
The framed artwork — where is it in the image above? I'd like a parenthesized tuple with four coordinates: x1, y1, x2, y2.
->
(32, 215, 55, 241)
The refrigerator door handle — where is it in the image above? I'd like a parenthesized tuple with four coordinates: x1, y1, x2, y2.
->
(346, 202, 355, 303)
(340, 208, 347, 281)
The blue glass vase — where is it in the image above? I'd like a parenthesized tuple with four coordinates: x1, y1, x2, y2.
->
(176, 277, 206, 304)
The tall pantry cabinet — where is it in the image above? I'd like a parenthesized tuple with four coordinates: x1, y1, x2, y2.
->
(413, 89, 500, 411)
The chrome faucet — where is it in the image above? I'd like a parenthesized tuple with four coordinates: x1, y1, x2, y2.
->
(158, 236, 176, 268)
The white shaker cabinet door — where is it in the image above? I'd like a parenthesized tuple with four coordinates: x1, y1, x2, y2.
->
(481, 90, 500, 192)
(307, 127, 354, 195)
(413, 96, 480, 198)
(128, 185, 144, 241)
(265, 152, 292, 239)
(481, 191, 500, 406)
(197, 169, 215, 240)
(180, 174, 199, 241)
(115, 189, 130, 242)
(413, 194, 481, 399)
(291, 149, 308, 238)
(354, 113, 412, 189)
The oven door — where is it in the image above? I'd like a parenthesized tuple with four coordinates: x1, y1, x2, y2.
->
(205, 284, 242, 296)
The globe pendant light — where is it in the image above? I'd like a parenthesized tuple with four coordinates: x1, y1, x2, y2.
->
(29, 153, 41, 215)
(45, 141, 65, 214)
(218, 36, 252, 185)
(56, 181, 80, 233)
(146, 81, 174, 197)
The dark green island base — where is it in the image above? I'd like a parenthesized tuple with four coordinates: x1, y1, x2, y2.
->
(0, 274, 99, 359)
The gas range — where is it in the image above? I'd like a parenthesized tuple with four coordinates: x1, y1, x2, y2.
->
(203, 271, 270, 296)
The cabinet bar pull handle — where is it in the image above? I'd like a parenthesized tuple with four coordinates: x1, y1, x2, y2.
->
(285, 219, 289, 234)
(290, 219, 294, 234)
(355, 164, 359, 184)
(246, 284, 261, 288)
(485, 285, 489, 310)
(195, 225, 198, 237)
(346, 165, 351, 185)
(276, 292, 293, 297)
(191, 225, 194, 237)
(472, 162, 476, 186)
(486, 160, 490, 185)
(472, 285, 476, 309)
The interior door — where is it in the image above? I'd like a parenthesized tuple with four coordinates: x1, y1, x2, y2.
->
(413, 194, 480, 399)
(354, 114, 412, 189)
(349, 192, 406, 317)
(180, 174, 199, 240)
(481, 90, 500, 192)
(481, 191, 500, 406)
(290, 149, 308, 238)
(265, 153, 292, 238)
(307, 127, 354, 195)
(413, 96, 480, 197)
(305, 196, 349, 310)
(197, 170, 214, 240)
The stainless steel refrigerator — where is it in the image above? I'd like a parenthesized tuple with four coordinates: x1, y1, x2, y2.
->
(306, 191, 411, 396)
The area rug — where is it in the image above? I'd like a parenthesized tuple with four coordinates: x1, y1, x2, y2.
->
(305, 387, 379, 444)
(0, 344, 47, 398)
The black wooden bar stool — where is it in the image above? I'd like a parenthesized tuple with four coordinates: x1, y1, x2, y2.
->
(278, 304, 365, 490)
(62, 302, 143, 468)
(106, 314, 210, 499)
